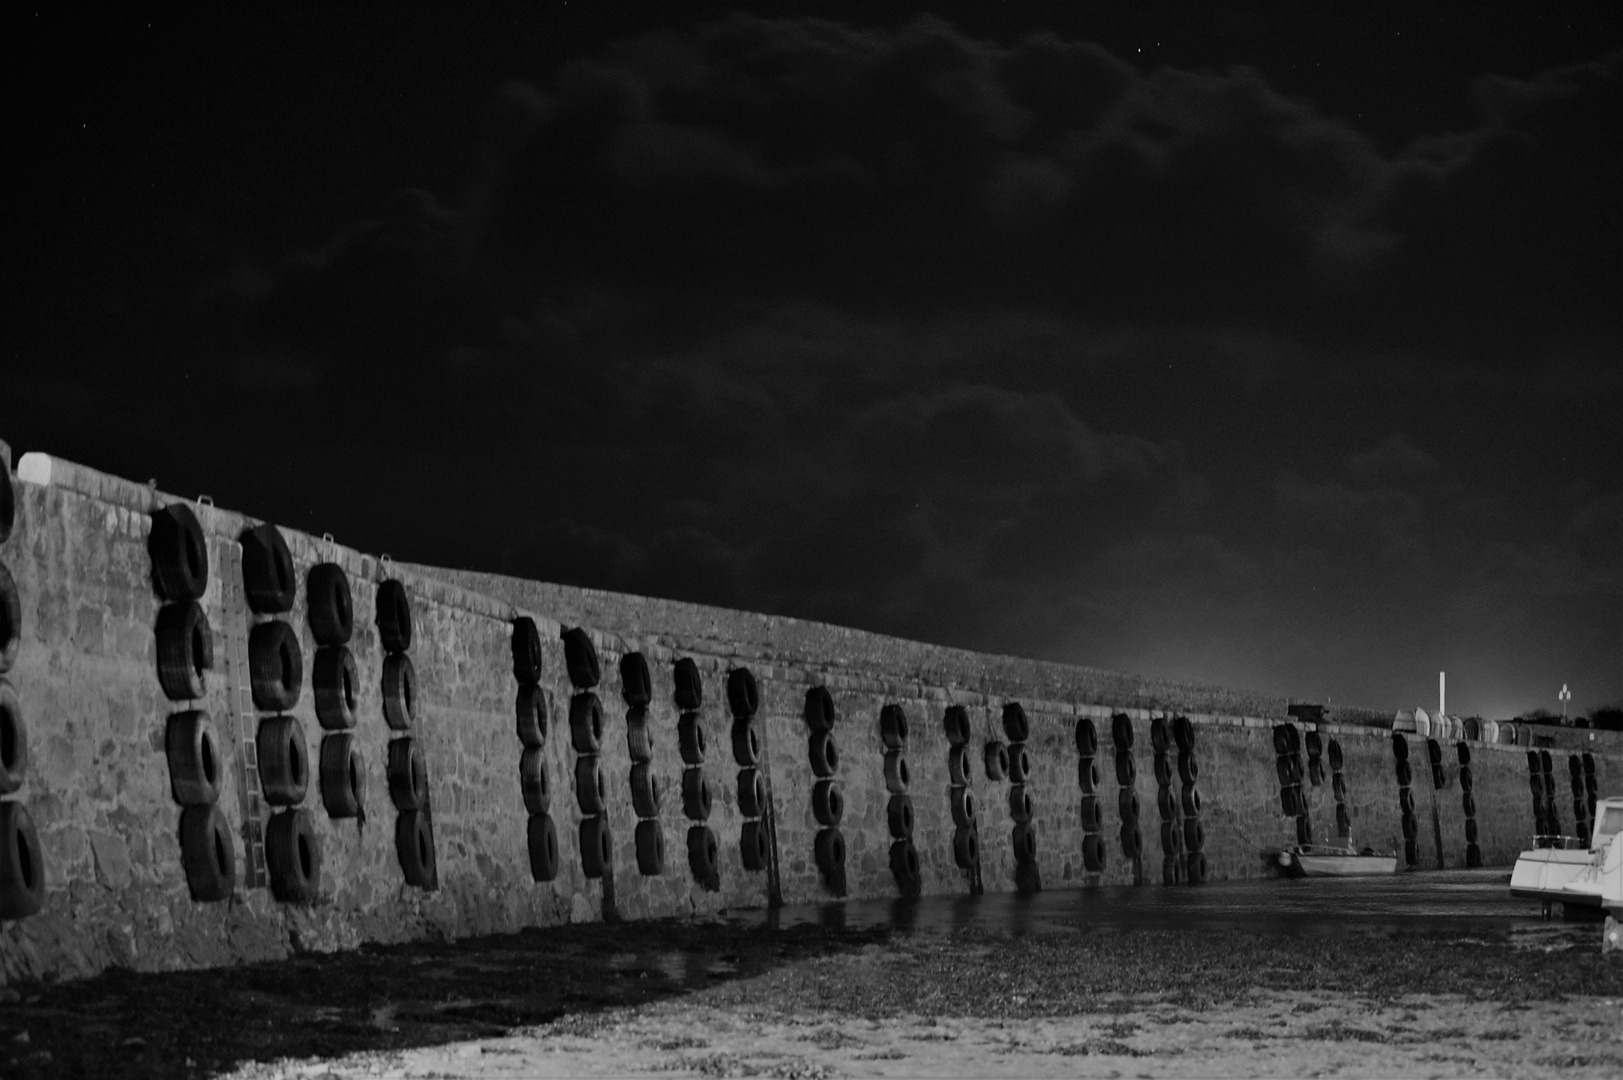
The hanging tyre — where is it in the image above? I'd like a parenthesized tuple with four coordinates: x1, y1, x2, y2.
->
(1156, 786, 1175, 821)
(943, 705, 971, 746)
(1077, 756, 1100, 794)
(1272, 725, 1292, 756)
(511, 616, 542, 685)
(1178, 753, 1199, 785)
(1082, 832, 1105, 873)
(626, 708, 653, 763)
(265, 808, 321, 904)
(688, 824, 720, 887)
(948, 744, 973, 785)
(1117, 821, 1139, 859)
(0, 562, 17, 676)
(1001, 702, 1029, 743)
(240, 524, 296, 615)
(579, 815, 611, 878)
(681, 768, 712, 821)
(1399, 787, 1415, 816)
(0, 801, 45, 918)
(320, 733, 365, 819)
(156, 601, 213, 701)
(559, 627, 600, 689)
(1075, 717, 1098, 756)
(1458, 765, 1473, 793)
(1181, 783, 1201, 816)
(1465, 842, 1482, 868)
(148, 503, 208, 603)
(516, 683, 549, 748)
(883, 750, 909, 794)
(387, 737, 428, 812)
(1401, 813, 1418, 840)
(0, 680, 29, 796)
(1152, 754, 1173, 787)
(380, 652, 416, 731)
(1008, 785, 1033, 824)
(574, 755, 606, 815)
(726, 668, 759, 719)
(949, 785, 976, 828)
(1465, 818, 1479, 844)
(1150, 716, 1169, 754)
(1007, 743, 1030, 785)
(880, 703, 909, 749)
(1279, 785, 1300, 817)
(1395, 760, 1413, 788)
(1118, 787, 1139, 822)
(1114, 750, 1136, 787)
(983, 741, 1008, 782)
(1403, 838, 1419, 865)
(890, 839, 922, 890)
(1111, 713, 1134, 749)
(635, 819, 665, 876)
(256, 715, 309, 807)
(679, 712, 707, 765)
(619, 651, 652, 708)
(1391, 733, 1409, 762)
(569, 692, 603, 754)
(814, 827, 846, 886)
(394, 810, 437, 889)
(738, 768, 767, 818)
(742, 820, 770, 871)
(1296, 816, 1312, 845)
(312, 646, 358, 731)
(1332, 773, 1347, 801)
(731, 720, 760, 767)
(1079, 794, 1101, 830)
(527, 813, 559, 882)
(630, 761, 662, 817)
(248, 619, 301, 713)
(1186, 850, 1208, 884)
(1335, 803, 1351, 835)
(1456, 742, 1472, 767)
(375, 579, 413, 653)
(808, 730, 838, 777)
(953, 824, 979, 868)
(1276, 756, 1300, 786)
(888, 793, 915, 838)
(673, 658, 703, 710)
(1172, 715, 1195, 753)
(305, 563, 353, 646)
(166, 710, 221, 806)
(813, 779, 845, 826)
(178, 804, 234, 902)
(521, 747, 550, 815)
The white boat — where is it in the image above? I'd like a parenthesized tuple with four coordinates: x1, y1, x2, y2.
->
(1510, 797, 1623, 914)
(1277, 844, 1400, 877)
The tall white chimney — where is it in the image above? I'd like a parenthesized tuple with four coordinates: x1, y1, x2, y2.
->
(1439, 671, 1446, 717)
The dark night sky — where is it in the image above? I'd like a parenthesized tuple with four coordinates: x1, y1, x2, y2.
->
(8, 4, 1621, 718)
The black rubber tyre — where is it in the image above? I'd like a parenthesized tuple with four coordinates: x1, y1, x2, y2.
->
(1082, 832, 1105, 873)
(635, 819, 665, 876)
(1114, 750, 1136, 787)
(1464, 818, 1479, 844)
(1153, 754, 1173, 787)
(1008, 785, 1033, 824)
(1462, 791, 1479, 819)
(890, 839, 922, 892)
(1001, 702, 1029, 743)
(375, 579, 413, 653)
(948, 744, 973, 785)
(887, 793, 915, 838)
(527, 813, 559, 882)
(1075, 717, 1099, 756)
(265, 807, 321, 904)
(558, 627, 599, 689)
(1276, 755, 1300, 786)
(950, 785, 976, 828)
(1391, 733, 1409, 762)
(804, 685, 834, 733)
(579, 815, 611, 879)
(395, 810, 437, 889)
(1426, 739, 1443, 766)
(1150, 716, 1169, 754)
(1008, 743, 1030, 785)
(880, 703, 909, 749)
(166, 710, 221, 806)
(1403, 838, 1419, 866)
(1156, 786, 1175, 821)
(731, 719, 760, 767)
(1431, 763, 1447, 791)
(738, 768, 767, 818)
(1186, 850, 1208, 884)
(0, 470, 12, 545)
(319, 732, 365, 819)
(0, 562, 19, 675)
(1160, 819, 1177, 853)
(516, 683, 549, 748)
(520, 747, 550, 815)
(0, 800, 44, 918)
(808, 730, 838, 777)
(814, 827, 846, 885)
(1079, 794, 1101, 830)
(1078, 756, 1100, 794)
(1111, 713, 1134, 750)
(1280, 785, 1301, 817)
(1304, 731, 1322, 760)
(1456, 742, 1472, 767)
(381, 652, 416, 731)
(953, 824, 979, 869)
(257, 715, 309, 807)
(673, 658, 704, 711)
(1401, 812, 1418, 840)
(1539, 749, 1553, 776)
(149, 503, 208, 603)
(0, 680, 29, 796)
(569, 692, 603, 754)
(884, 750, 910, 795)
(1162, 854, 1180, 885)
(1172, 715, 1195, 753)
(1465, 842, 1482, 868)
(157, 601, 213, 701)
(1118, 787, 1140, 822)
(813, 778, 844, 826)
(1332, 773, 1347, 801)
(511, 617, 542, 685)
(1117, 821, 1140, 860)
(387, 737, 429, 812)
(1582, 752, 1596, 776)
(1181, 783, 1201, 816)
(1327, 739, 1344, 772)
(630, 761, 661, 817)
(1525, 749, 1540, 773)
(178, 804, 235, 903)
(679, 712, 707, 765)
(626, 708, 653, 763)
(305, 563, 353, 646)
(1335, 803, 1351, 835)
(249, 619, 301, 712)
(983, 741, 1008, 782)
(1178, 752, 1199, 785)
(689, 825, 721, 888)
(943, 705, 971, 746)
(1308, 758, 1323, 787)
(1295, 816, 1312, 845)
(681, 767, 713, 821)
(726, 667, 759, 719)
(619, 651, 652, 707)
(574, 755, 606, 815)
(1271, 725, 1291, 756)
(311, 646, 358, 731)
(240, 524, 296, 615)
(1394, 760, 1413, 788)
(741, 820, 770, 872)
(1285, 724, 1301, 755)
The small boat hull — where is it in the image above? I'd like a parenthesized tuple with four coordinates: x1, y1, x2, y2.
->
(1510, 847, 1602, 906)
(1278, 847, 1398, 877)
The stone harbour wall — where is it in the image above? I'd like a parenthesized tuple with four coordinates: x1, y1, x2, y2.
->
(0, 446, 1618, 986)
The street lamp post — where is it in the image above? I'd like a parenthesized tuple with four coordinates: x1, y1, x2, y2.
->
(1559, 684, 1571, 722)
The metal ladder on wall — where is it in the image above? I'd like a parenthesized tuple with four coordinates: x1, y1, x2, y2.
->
(217, 543, 268, 889)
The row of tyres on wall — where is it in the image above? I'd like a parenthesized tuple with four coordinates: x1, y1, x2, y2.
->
(0, 462, 45, 919)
